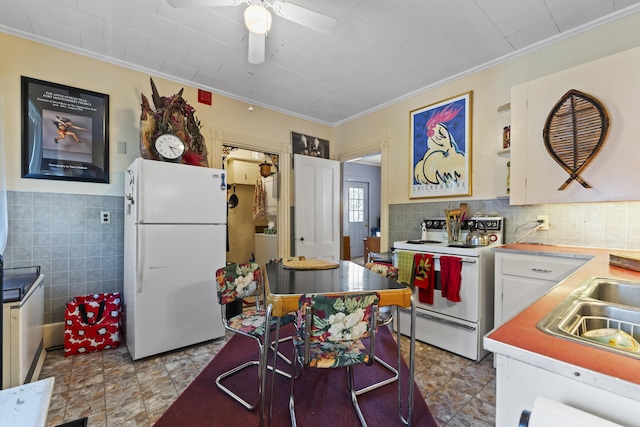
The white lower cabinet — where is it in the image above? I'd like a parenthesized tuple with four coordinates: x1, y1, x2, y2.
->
(494, 251, 589, 328)
(495, 354, 640, 426)
(2, 275, 44, 389)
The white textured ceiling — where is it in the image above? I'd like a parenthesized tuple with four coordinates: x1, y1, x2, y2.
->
(1, 0, 639, 125)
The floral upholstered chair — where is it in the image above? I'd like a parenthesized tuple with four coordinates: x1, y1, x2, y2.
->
(215, 262, 294, 412)
(289, 292, 380, 426)
(364, 262, 399, 282)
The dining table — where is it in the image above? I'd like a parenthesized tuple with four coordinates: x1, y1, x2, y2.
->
(260, 259, 416, 426)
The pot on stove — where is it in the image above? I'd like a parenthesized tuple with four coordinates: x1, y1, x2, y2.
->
(466, 223, 490, 246)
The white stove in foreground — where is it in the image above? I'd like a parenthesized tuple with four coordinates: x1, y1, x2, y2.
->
(393, 217, 504, 361)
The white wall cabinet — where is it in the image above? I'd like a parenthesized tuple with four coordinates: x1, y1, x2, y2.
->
(494, 251, 588, 327)
(509, 44, 640, 205)
(227, 159, 261, 185)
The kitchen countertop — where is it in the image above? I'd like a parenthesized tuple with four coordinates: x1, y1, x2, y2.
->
(485, 244, 640, 398)
(0, 377, 54, 427)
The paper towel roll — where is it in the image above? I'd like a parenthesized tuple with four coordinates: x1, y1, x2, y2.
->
(526, 396, 623, 427)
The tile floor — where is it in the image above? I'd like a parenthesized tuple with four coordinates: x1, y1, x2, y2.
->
(40, 328, 496, 427)
(41, 257, 495, 426)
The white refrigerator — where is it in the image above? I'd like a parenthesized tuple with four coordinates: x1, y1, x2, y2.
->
(124, 158, 226, 360)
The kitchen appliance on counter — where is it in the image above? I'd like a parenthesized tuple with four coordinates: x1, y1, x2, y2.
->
(2, 266, 44, 389)
(393, 216, 504, 361)
(124, 158, 226, 360)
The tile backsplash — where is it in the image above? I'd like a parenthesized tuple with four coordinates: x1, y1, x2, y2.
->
(389, 198, 640, 251)
(3, 191, 124, 324)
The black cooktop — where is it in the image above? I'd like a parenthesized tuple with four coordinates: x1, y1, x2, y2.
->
(2, 266, 41, 303)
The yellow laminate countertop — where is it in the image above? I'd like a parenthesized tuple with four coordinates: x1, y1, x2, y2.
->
(486, 243, 640, 385)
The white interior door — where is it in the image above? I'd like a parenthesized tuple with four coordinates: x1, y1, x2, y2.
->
(345, 181, 369, 258)
(294, 154, 340, 260)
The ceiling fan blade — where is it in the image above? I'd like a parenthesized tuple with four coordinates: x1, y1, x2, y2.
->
(167, 0, 242, 8)
(248, 31, 265, 64)
(272, 1, 337, 35)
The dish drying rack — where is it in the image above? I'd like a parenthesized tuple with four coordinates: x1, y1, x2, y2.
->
(568, 315, 640, 340)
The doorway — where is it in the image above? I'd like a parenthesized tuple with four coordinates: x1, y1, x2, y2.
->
(345, 181, 369, 259)
(342, 153, 381, 261)
(293, 154, 341, 260)
(222, 146, 279, 264)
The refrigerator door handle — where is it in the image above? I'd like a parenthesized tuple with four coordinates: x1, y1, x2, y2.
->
(136, 227, 143, 292)
(125, 169, 135, 205)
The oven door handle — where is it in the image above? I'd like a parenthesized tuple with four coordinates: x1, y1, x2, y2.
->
(403, 308, 477, 331)
(392, 251, 478, 264)
(432, 256, 476, 263)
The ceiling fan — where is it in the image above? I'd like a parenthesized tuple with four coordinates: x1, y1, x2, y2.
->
(167, 0, 338, 64)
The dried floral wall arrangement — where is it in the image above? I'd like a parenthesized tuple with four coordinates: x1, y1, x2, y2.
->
(140, 78, 209, 166)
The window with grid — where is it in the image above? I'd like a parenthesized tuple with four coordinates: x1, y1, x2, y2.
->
(348, 186, 364, 223)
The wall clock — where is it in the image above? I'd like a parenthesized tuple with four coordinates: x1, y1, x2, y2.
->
(154, 133, 185, 161)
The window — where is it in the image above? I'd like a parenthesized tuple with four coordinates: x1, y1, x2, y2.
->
(348, 186, 364, 223)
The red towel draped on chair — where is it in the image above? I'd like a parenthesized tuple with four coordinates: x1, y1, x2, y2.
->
(413, 253, 435, 304)
(440, 256, 462, 302)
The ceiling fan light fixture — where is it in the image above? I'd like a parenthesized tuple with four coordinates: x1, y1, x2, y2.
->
(244, 4, 272, 35)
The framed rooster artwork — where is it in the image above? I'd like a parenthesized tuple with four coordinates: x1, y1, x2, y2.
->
(410, 91, 472, 198)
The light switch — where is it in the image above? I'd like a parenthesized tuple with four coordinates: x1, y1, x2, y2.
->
(117, 141, 127, 154)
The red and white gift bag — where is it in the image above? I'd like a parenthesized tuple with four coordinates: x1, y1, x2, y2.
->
(64, 292, 122, 357)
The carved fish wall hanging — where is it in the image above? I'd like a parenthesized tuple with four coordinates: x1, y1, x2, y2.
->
(543, 89, 609, 190)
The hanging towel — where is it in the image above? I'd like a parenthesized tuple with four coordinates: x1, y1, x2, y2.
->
(252, 179, 265, 220)
(397, 251, 415, 284)
(440, 256, 462, 302)
(413, 253, 435, 304)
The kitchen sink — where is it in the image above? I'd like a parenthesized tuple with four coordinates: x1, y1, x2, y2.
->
(537, 277, 640, 359)
(579, 278, 640, 308)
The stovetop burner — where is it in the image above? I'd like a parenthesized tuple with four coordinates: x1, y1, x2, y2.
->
(406, 239, 443, 244)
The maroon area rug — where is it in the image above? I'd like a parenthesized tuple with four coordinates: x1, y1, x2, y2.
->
(154, 324, 436, 426)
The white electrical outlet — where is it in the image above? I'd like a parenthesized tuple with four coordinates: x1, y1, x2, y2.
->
(537, 215, 549, 231)
(101, 211, 111, 224)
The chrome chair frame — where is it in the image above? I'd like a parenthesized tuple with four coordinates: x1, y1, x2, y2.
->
(289, 293, 380, 427)
(215, 263, 293, 414)
(356, 263, 401, 396)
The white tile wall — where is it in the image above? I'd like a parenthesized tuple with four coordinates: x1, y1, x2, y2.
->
(389, 199, 640, 250)
(5, 190, 638, 326)
(3, 191, 124, 324)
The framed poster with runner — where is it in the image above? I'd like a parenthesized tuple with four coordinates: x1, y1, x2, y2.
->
(21, 76, 110, 183)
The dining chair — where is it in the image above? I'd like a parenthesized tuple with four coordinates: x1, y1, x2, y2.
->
(364, 261, 398, 326)
(359, 262, 401, 394)
(215, 262, 294, 411)
(289, 292, 380, 426)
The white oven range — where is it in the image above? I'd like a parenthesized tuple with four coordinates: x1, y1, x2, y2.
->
(393, 216, 504, 361)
